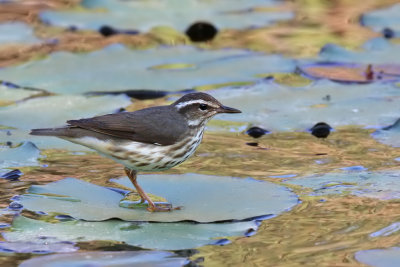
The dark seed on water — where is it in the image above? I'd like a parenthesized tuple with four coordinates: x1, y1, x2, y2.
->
(99, 25, 119, 37)
(246, 126, 269, 138)
(185, 22, 218, 42)
(382, 27, 395, 39)
(310, 122, 332, 138)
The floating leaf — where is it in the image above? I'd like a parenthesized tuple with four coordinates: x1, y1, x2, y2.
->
(18, 251, 188, 267)
(0, 128, 87, 151)
(284, 169, 400, 200)
(299, 62, 400, 83)
(0, 94, 131, 130)
(355, 247, 400, 267)
(318, 38, 400, 64)
(372, 118, 400, 147)
(362, 4, 400, 38)
(0, 45, 295, 94)
(40, 0, 292, 32)
(0, 22, 40, 46)
(5, 215, 257, 250)
(17, 174, 298, 222)
(0, 240, 77, 254)
(212, 80, 400, 131)
(149, 63, 196, 70)
(0, 84, 42, 105)
(0, 142, 41, 169)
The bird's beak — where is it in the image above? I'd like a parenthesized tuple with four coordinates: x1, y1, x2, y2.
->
(217, 105, 242, 114)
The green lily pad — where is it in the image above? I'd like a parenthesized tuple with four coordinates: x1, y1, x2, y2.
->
(355, 247, 400, 267)
(18, 251, 187, 267)
(17, 174, 298, 222)
(0, 45, 295, 94)
(4, 215, 257, 250)
(40, 0, 292, 32)
(284, 169, 400, 200)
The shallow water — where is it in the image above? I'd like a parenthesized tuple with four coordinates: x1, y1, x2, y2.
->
(0, 0, 400, 266)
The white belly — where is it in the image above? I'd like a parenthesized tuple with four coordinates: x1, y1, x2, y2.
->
(64, 130, 204, 172)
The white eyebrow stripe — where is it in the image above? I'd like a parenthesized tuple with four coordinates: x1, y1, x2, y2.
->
(175, 99, 218, 110)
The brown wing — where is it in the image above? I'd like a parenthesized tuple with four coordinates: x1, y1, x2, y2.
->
(67, 106, 189, 145)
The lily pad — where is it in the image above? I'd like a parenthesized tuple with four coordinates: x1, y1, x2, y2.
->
(4, 215, 257, 250)
(212, 79, 400, 131)
(0, 83, 44, 106)
(16, 174, 298, 222)
(0, 142, 41, 169)
(284, 169, 400, 200)
(299, 62, 400, 83)
(0, 22, 40, 46)
(355, 247, 400, 267)
(372, 118, 400, 147)
(318, 38, 400, 64)
(362, 4, 400, 38)
(0, 240, 77, 254)
(0, 45, 295, 94)
(18, 251, 188, 267)
(0, 94, 131, 130)
(40, 0, 292, 32)
(0, 128, 90, 151)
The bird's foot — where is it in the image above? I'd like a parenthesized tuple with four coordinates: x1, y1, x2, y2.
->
(147, 203, 182, 212)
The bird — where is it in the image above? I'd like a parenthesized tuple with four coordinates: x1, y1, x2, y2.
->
(30, 92, 241, 212)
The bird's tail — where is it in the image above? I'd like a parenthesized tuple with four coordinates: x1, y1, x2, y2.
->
(30, 128, 68, 137)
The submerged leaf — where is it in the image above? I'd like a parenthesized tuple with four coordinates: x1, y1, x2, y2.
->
(284, 169, 400, 200)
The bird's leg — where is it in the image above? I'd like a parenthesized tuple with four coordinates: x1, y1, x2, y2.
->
(124, 168, 178, 212)
(124, 168, 145, 203)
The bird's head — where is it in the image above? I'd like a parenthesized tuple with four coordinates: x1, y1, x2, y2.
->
(173, 92, 241, 127)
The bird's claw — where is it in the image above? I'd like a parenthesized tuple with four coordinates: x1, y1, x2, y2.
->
(146, 203, 182, 212)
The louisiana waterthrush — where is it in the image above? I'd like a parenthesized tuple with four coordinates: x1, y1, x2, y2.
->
(30, 92, 241, 212)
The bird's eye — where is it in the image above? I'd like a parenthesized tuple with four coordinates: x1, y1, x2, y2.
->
(199, 104, 208, 111)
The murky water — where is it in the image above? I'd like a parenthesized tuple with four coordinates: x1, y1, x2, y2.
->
(0, 0, 400, 266)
